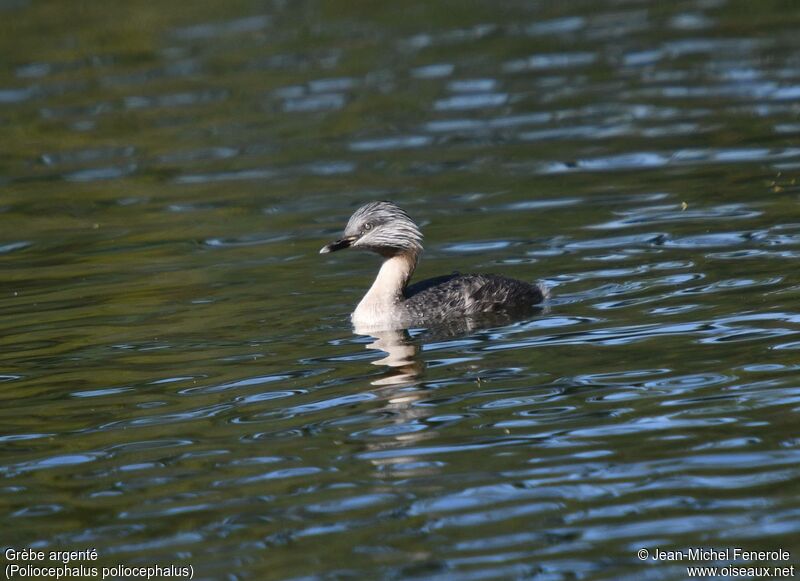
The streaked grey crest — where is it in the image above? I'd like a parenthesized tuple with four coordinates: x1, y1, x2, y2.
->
(320, 201, 422, 257)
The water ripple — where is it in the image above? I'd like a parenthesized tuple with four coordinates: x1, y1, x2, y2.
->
(504, 52, 597, 73)
(172, 15, 271, 40)
(434, 93, 509, 111)
(349, 135, 433, 152)
(4, 1, 800, 579)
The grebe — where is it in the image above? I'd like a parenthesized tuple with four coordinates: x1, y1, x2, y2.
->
(320, 201, 547, 329)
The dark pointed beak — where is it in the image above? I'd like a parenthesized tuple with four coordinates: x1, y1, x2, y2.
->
(319, 236, 356, 254)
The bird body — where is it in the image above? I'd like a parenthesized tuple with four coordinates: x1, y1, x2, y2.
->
(320, 201, 547, 330)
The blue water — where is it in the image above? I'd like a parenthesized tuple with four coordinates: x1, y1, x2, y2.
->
(1, 1, 800, 579)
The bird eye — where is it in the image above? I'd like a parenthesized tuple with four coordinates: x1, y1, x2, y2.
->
(363, 223, 372, 231)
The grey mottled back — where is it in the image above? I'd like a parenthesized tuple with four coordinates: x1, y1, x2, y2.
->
(401, 273, 546, 325)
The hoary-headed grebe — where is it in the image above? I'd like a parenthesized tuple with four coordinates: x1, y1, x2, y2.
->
(320, 201, 547, 329)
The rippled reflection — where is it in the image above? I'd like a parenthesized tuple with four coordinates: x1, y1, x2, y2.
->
(357, 328, 424, 387)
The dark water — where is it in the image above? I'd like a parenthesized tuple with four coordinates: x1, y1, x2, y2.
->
(2, 0, 800, 579)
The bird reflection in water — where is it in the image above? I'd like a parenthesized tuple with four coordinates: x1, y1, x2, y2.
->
(359, 328, 424, 387)
(353, 312, 549, 473)
(354, 310, 547, 388)
(353, 325, 433, 468)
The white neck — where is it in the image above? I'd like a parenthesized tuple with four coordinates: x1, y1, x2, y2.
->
(352, 253, 417, 327)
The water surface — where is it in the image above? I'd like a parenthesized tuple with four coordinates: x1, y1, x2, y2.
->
(1, 0, 800, 579)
